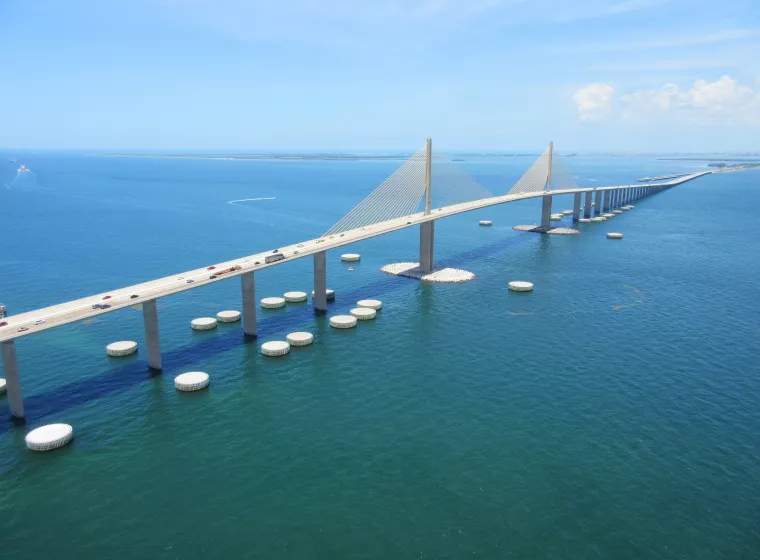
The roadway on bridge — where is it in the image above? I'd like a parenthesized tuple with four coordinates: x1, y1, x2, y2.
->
(0, 172, 711, 344)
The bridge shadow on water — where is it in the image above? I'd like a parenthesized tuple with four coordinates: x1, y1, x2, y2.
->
(1, 231, 537, 432)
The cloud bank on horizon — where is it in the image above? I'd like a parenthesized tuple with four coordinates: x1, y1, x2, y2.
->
(0, 0, 758, 151)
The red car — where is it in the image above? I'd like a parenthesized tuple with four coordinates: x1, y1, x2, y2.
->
(207, 266, 216, 270)
(103, 295, 112, 300)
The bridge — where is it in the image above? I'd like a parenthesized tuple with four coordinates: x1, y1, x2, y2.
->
(0, 140, 713, 422)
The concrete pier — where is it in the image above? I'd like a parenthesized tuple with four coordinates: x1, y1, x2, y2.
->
(313, 251, 327, 315)
(419, 221, 435, 273)
(241, 272, 257, 337)
(594, 191, 602, 215)
(603, 190, 611, 212)
(540, 195, 553, 231)
(584, 191, 593, 219)
(572, 192, 582, 222)
(1, 341, 24, 420)
(612, 189, 619, 208)
(142, 299, 161, 371)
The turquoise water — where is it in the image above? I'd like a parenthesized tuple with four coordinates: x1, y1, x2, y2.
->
(1, 152, 759, 559)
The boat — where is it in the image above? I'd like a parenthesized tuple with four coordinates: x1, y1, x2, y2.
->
(18, 165, 28, 172)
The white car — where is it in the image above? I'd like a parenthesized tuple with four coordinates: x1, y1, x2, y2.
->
(33, 319, 45, 325)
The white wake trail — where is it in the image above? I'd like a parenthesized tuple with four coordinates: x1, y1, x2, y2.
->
(227, 197, 276, 204)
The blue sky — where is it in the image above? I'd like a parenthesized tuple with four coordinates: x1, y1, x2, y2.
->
(1, 0, 758, 151)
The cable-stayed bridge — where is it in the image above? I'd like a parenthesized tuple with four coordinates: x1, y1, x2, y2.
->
(0, 140, 712, 421)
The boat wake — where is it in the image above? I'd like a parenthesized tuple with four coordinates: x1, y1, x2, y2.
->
(227, 197, 276, 204)
(6, 167, 38, 189)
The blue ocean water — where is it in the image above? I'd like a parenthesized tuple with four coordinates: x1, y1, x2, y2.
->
(1, 151, 759, 559)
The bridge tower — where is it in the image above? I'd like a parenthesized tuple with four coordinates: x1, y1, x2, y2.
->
(539, 142, 553, 231)
(419, 137, 435, 273)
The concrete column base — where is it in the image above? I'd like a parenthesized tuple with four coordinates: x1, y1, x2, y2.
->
(540, 195, 553, 231)
(572, 192, 582, 222)
(1, 341, 24, 421)
(142, 299, 161, 372)
(241, 272, 257, 338)
(419, 221, 435, 273)
(584, 191, 593, 218)
(313, 251, 327, 314)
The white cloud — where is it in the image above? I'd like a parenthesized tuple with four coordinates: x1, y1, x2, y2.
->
(573, 83, 615, 121)
(621, 75, 760, 124)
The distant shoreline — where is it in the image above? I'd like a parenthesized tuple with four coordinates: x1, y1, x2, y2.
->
(88, 153, 760, 162)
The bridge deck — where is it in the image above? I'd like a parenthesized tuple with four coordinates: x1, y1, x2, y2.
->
(0, 171, 711, 343)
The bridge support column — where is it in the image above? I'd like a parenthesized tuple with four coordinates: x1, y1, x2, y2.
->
(572, 192, 582, 222)
(241, 272, 257, 338)
(419, 221, 435, 273)
(540, 195, 552, 231)
(313, 251, 328, 315)
(594, 191, 602, 215)
(1, 341, 24, 421)
(613, 189, 620, 208)
(584, 191, 593, 218)
(142, 299, 161, 372)
(603, 190, 611, 212)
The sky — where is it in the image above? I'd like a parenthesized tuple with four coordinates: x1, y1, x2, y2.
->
(1, 0, 758, 152)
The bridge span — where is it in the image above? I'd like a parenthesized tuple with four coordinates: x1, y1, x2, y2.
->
(0, 141, 713, 421)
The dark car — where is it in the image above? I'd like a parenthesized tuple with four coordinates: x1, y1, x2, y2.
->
(254, 261, 260, 265)
(210, 275, 217, 279)
(101, 304, 112, 309)
(186, 279, 195, 284)
(0, 321, 7, 327)
(130, 294, 139, 299)
(92, 304, 102, 309)
(273, 249, 278, 253)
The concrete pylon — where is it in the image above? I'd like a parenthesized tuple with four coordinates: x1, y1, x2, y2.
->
(142, 299, 161, 372)
(241, 272, 257, 338)
(584, 191, 593, 218)
(540, 195, 552, 231)
(1, 341, 24, 421)
(313, 251, 327, 315)
(419, 138, 435, 273)
(572, 192, 582, 222)
(419, 221, 435, 273)
(540, 142, 554, 231)
(594, 191, 602, 215)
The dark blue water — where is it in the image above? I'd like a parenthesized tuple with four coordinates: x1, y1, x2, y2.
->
(1, 152, 759, 559)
